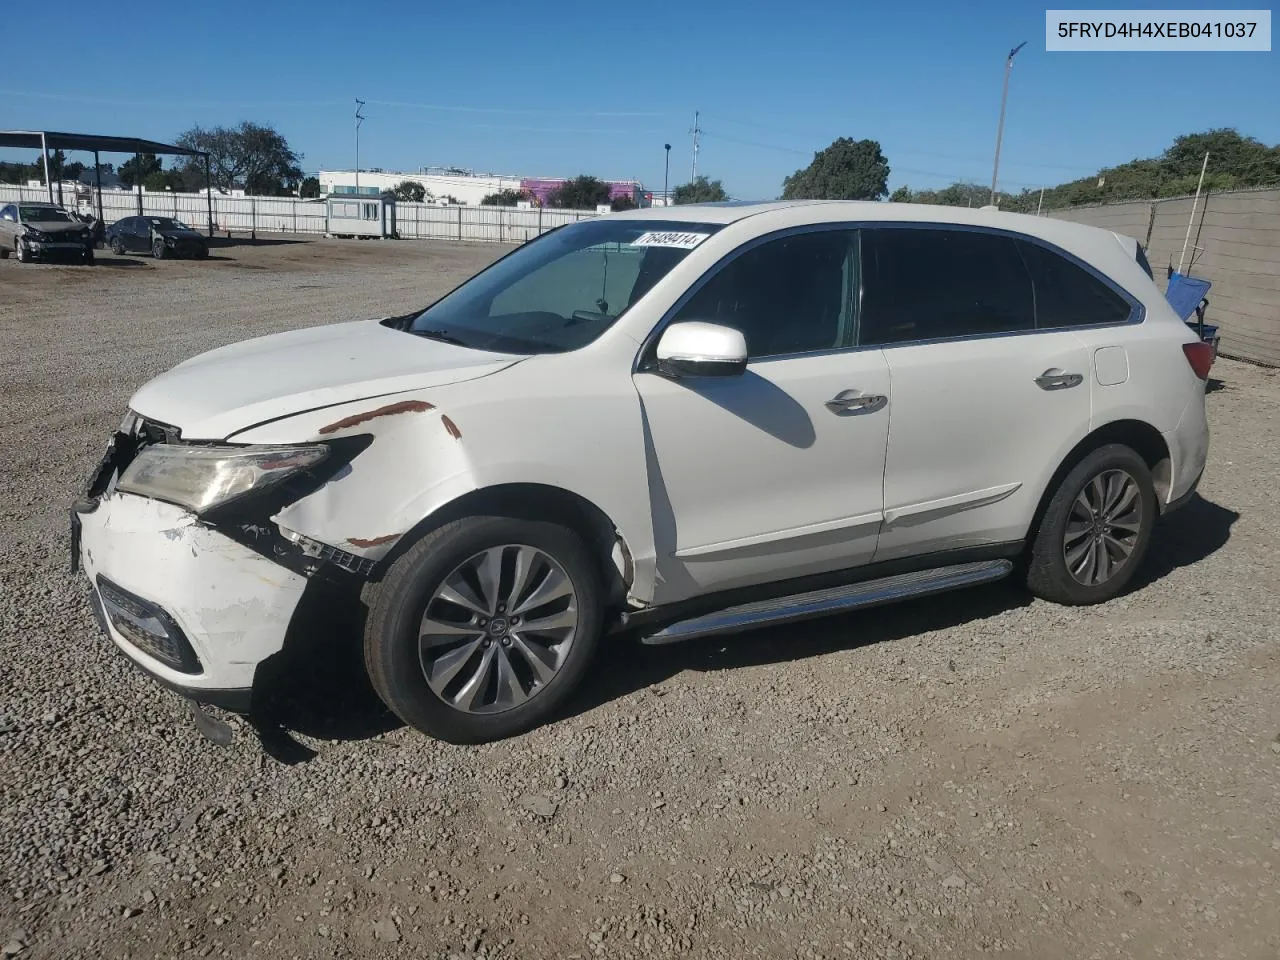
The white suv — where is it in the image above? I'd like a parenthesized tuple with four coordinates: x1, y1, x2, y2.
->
(72, 201, 1211, 744)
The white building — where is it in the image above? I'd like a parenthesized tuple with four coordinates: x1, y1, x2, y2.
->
(319, 168, 522, 207)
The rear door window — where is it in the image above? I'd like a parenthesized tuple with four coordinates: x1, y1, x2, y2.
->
(858, 227, 1034, 345)
(1016, 240, 1135, 328)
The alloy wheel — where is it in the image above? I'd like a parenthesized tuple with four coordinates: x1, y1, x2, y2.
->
(418, 545, 579, 715)
(1063, 468, 1143, 586)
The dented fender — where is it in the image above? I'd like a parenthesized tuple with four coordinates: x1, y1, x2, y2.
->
(227, 371, 658, 602)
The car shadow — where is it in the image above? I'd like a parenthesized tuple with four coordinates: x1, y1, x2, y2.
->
(1205, 376, 1227, 394)
(1130, 492, 1238, 589)
(207, 236, 312, 249)
(561, 579, 1030, 724)
(90, 257, 149, 269)
(252, 494, 1237, 760)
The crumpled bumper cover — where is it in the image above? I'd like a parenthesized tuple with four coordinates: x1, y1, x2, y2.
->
(74, 492, 309, 705)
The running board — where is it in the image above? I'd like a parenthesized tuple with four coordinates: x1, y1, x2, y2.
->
(641, 560, 1014, 645)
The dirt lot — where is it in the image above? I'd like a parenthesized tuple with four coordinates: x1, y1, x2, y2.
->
(1, 236, 1278, 960)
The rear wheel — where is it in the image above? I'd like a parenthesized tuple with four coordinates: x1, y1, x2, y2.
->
(364, 516, 604, 744)
(1026, 444, 1156, 605)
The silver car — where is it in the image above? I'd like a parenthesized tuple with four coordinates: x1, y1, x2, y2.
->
(0, 201, 95, 264)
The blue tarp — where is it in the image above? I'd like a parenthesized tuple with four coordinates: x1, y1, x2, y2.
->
(1166, 272, 1212, 323)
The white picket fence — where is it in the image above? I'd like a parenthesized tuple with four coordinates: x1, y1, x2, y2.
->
(0, 184, 601, 243)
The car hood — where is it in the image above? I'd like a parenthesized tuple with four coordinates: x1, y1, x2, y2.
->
(129, 318, 525, 439)
(156, 227, 204, 240)
(28, 219, 86, 235)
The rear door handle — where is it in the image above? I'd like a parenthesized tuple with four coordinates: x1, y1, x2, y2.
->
(825, 389, 887, 413)
(1034, 368, 1084, 391)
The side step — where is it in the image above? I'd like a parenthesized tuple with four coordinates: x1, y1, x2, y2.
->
(641, 560, 1014, 645)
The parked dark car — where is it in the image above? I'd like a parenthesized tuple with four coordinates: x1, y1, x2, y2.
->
(106, 216, 209, 259)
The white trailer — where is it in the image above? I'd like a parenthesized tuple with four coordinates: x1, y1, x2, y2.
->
(326, 195, 397, 239)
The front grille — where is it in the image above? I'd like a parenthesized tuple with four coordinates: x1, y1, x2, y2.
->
(96, 576, 201, 674)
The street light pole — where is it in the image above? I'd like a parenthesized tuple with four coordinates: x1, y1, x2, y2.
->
(663, 143, 671, 206)
(354, 98, 366, 195)
(989, 41, 1027, 206)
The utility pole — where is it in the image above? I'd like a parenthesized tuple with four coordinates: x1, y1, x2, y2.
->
(990, 41, 1027, 206)
(690, 111, 701, 182)
(1036, 186, 1045, 215)
(354, 98, 366, 195)
(663, 143, 671, 205)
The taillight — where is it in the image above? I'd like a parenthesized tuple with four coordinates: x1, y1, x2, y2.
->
(1182, 341, 1213, 380)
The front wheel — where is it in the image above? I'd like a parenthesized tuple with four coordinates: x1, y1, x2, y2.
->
(152, 238, 167, 259)
(109, 237, 125, 255)
(81, 245, 95, 265)
(15, 239, 29, 263)
(364, 517, 605, 744)
(1026, 444, 1157, 605)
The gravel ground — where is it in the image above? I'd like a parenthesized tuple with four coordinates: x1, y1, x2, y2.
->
(2, 237, 1278, 960)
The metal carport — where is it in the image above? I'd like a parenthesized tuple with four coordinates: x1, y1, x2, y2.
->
(0, 130, 213, 236)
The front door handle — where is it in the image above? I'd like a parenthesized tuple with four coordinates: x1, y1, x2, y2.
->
(825, 389, 887, 413)
(1034, 368, 1084, 391)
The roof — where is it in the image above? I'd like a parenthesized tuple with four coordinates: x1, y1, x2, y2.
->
(0, 130, 205, 157)
(614, 199, 1138, 246)
(611, 200, 817, 224)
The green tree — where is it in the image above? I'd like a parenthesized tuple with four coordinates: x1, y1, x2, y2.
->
(392, 180, 426, 202)
(889, 186, 913, 203)
(142, 169, 189, 192)
(118, 153, 163, 188)
(175, 122, 303, 195)
(299, 176, 321, 199)
(481, 188, 529, 206)
(671, 175, 728, 204)
(0, 160, 41, 184)
(782, 138, 889, 201)
(547, 175, 611, 209)
(610, 194, 637, 212)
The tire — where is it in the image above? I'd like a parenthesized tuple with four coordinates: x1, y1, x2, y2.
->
(15, 238, 28, 263)
(364, 516, 605, 744)
(152, 238, 167, 259)
(81, 246, 94, 265)
(0, 245, 8, 259)
(1026, 444, 1157, 606)
(109, 237, 125, 255)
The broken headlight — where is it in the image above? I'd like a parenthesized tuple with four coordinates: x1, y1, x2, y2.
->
(116, 444, 329, 516)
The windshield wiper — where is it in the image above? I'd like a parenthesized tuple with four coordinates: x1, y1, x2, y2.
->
(414, 328, 470, 347)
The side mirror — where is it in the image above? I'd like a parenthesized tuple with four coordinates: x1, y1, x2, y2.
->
(655, 321, 748, 379)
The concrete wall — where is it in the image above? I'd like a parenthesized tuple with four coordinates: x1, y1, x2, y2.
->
(1048, 188, 1280, 367)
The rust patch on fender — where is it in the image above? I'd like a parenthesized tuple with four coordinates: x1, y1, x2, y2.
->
(440, 415, 462, 440)
(319, 400, 434, 435)
(347, 533, 400, 548)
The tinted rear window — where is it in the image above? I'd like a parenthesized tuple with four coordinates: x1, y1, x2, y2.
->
(859, 227, 1034, 345)
(1135, 244, 1154, 279)
(1017, 241, 1135, 328)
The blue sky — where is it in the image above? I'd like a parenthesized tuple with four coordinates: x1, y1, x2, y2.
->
(2, 0, 1276, 198)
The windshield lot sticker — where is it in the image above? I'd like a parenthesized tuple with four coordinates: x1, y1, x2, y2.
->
(629, 231, 711, 249)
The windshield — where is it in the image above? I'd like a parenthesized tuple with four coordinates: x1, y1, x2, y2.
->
(148, 217, 191, 230)
(21, 206, 72, 223)
(407, 219, 723, 354)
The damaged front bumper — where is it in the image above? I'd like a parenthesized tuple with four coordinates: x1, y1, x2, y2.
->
(72, 492, 309, 711)
(69, 417, 376, 725)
